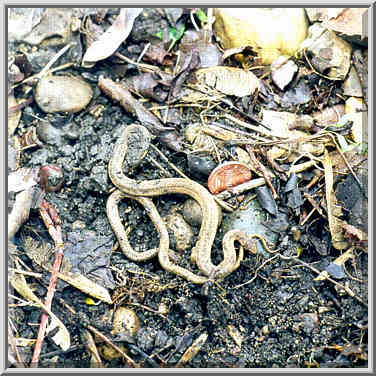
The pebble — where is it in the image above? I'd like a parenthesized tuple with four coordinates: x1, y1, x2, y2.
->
(165, 212, 194, 252)
(35, 74, 93, 113)
(187, 154, 216, 178)
(111, 306, 140, 338)
(182, 198, 222, 227)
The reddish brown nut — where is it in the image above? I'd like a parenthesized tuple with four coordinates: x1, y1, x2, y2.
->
(207, 162, 252, 194)
(39, 165, 64, 192)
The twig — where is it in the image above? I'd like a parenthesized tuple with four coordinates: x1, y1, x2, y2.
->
(278, 254, 367, 307)
(9, 268, 43, 278)
(11, 40, 75, 89)
(80, 328, 103, 367)
(234, 254, 279, 289)
(245, 144, 278, 199)
(8, 321, 27, 368)
(216, 177, 266, 200)
(115, 52, 160, 73)
(190, 9, 200, 32)
(223, 113, 275, 137)
(303, 48, 342, 81)
(30, 201, 64, 367)
(87, 324, 139, 368)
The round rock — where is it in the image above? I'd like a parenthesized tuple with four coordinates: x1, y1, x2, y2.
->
(35, 74, 93, 113)
(165, 212, 194, 252)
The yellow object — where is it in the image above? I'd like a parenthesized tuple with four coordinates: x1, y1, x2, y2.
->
(213, 8, 308, 65)
(296, 245, 303, 257)
(86, 297, 100, 305)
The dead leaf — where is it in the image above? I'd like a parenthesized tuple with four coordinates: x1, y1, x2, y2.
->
(144, 42, 169, 65)
(9, 269, 70, 351)
(8, 189, 34, 240)
(169, 50, 201, 101)
(227, 325, 243, 348)
(271, 56, 298, 91)
(323, 149, 348, 250)
(23, 236, 113, 304)
(124, 73, 168, 102)
(195, 66, 259, 97)
(82, 8, 143, 67)
(176, 333, 208, 367)
(8, 167, 39, 193)
(322, 8, 368, 39)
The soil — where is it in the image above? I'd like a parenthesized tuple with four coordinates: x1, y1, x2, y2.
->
(8, 8, 368, 369)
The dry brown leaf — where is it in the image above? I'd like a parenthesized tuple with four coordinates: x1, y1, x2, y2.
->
(323, 149, 348, 250)
(82, 8, 142, 67)
(195, 67, 259, 97)
(176, 333, 208, 367)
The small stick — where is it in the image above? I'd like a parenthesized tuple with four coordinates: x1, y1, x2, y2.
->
(223, 113, 275, 137)
(86, 324, 139, 368)
(115, 52, 160, 73)
(8, 322, 27, 368)
(234, 254, 279, 289)
(305, 175, 321, 190)
(80, 328, 103, 368)
(148, 156, 172, 177)
(216, 178, 266, 200)
(30, 201, 64, 367)
(11, 40, 75, 89)
(149, 143, 190, 179)
(300, 207, 317, 226)
(190, 9, 200, 32)
(278, 254, 367, 307)
(245, 145, 278, 199)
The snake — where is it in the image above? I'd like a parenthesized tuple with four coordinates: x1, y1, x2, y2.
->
(107, 124, 273, 283)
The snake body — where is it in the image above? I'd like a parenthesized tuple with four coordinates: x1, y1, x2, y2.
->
(107, 124, 271, 283)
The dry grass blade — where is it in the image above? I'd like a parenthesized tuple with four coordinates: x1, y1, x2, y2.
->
(9, 268, 70, 352)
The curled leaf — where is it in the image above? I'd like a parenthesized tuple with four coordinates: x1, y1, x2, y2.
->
(82, 8, 142, 67)
(195, 66, 260, 97)
(323, 149, 348, 250)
